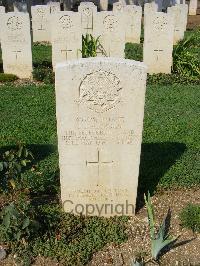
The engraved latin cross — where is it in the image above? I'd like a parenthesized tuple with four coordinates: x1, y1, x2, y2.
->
(86, 150, 114, 177)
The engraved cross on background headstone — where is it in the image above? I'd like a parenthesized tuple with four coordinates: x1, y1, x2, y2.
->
(86, 150, 114, 177)
(61, 47, 73, 60)
(12, 50, 21, 60)
(154, 49, 164, 61)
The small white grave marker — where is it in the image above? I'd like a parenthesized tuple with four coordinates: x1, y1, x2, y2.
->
(31, 5, 51, 42)
(1, 12, 32, 78)
(94, 11, 125, 57)
(143, 12, 174, 74)
(51, 11, 82, 69)
(78, 2, 97, 36)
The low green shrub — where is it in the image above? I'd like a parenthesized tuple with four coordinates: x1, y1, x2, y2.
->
(125, 43, 143, 61)
(147, 73, 200, 85)
(0, 73, 18, 83)
(0, 143, 34, 191)
(32, 65, 54, 84)
(0, 200, 39, 245)
(172, 31, 200, 78)
(180, 203, 200, 233)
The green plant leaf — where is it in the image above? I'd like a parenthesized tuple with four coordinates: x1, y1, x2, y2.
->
(22, 217, 30, 229)
(3, 213, 11, 229)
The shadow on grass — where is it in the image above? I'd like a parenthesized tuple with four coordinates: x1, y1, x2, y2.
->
(137, 142, 186, 210)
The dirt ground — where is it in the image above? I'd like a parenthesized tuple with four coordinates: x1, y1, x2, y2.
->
(88, 188, 200, 266)
(187, 5, 200, 29)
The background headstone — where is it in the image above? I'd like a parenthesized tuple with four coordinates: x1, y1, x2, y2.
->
(0, 6, 5, 42)
(189, 0, 197, 15)
(78, 2, 97, 36)
(47, 1, 60, 13)
(55, 57, 147, 217)
(94, 11, 125, 57)
(168, 4, 188, 44)
(114, 4, 142, 44)
(113, 1, 125, 11)
(144, 2, 158, 26)
(31, 5, 51, 42)
(99, 0, 109, 11)
(143, 12, 174, 74)
(1, 12, 32, 78)
(51, 11, 82, 69)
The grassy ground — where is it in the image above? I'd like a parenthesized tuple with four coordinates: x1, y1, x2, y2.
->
(0, 29, 200, 265)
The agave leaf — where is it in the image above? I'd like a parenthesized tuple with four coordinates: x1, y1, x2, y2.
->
(152, 236, 177, 260)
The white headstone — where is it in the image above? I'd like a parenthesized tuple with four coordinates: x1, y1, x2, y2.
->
(1, 12, 32, 78)
(189, 0, 197, 15)
(143, 12, 174, 74)
(31, 5, 51, 42)
(0, 6, 5, 42)
(0, 6, 5, 13)
(55, 57, 147, 217)
(51, 11, 82, 69)
(168, 4, 188, 44)
(144, 2, 158, 26)
(78, 2, 97, 36)
(94, 11, 125, 57)
(114, 4, 142, 44)
(113, 1, 125, 12)
(99, 0, 109, 11)
(47, 1, 60, 13)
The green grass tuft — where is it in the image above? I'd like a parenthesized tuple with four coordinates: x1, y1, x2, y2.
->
(179, 203, 200, 233)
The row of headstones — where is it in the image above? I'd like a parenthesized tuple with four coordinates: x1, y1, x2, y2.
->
(0, 2, 188, 78)
(7, 0, 199, 14)
(32, 2, 141, 43)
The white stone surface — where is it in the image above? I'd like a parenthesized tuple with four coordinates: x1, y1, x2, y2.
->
(0, 6, 5, 13)
(1, 12, 32, 78)
(189, 0, 197, 15)
(114, 4, 142, 44)
(48, 1, 60, 13)
(51, 11, 82, 69)
(144, 2, 158, 26)
(99, 0, 109, 11)
(168, 4, 188, 44)
(0, 6, 5, 42)
(31, 5, 51, 42)
(94, 11, 125, 57)
(113, 1, 125, 12)
(78, 2, 97, 36)
(55, 57, 147, 217)
(143, 11, 174, 74)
